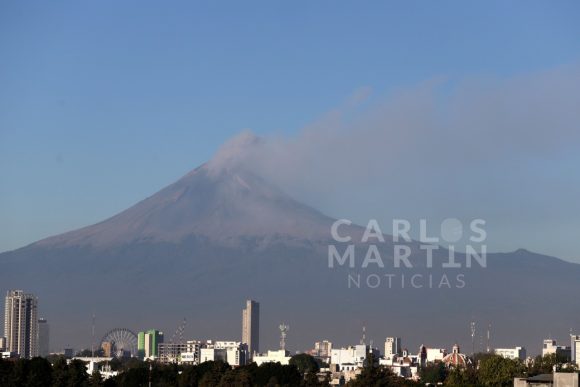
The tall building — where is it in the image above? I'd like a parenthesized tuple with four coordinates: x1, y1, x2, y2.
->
(137, 329, 164, 359)
(314, 340, 333, 358)
(38, 318, 49, 357)
(572, 334, 580, 367)
(384, 337, 401, 359)
(242, 299, 259, 357)
(4, 290, 38, 359)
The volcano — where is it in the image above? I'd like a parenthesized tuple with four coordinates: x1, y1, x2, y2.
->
(1, 154, 579, 356)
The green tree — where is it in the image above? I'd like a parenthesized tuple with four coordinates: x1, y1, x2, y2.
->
(445, 367, 477, 386)
(419, 362, 447, 384)
(27, 357, 53, 387)
(477, 355, 525, 386)
(88, 368, 103, 387)
(52, 356, 70, 387)
(254, 363, 301, 386)
(290, 354, 320, 375)
(0, 359, 14, 387)
(198, 361, 230, 387)
(67, 359, 89, 387)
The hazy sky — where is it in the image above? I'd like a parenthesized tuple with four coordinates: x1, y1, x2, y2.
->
(1, 1, 580, 261)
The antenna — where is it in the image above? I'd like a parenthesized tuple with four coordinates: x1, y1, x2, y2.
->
(470, 321, 476, 356)
(360, 322, 366, 345)
(171, 318, 187, 344)
(91, 312, 96, 358)
(279, 324, 289, 351)
(486, 323, 491, 353)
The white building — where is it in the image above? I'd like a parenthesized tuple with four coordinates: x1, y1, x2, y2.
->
(313, 340, 333, 358)
(4, 290, 38, 359)
(495, 347, 526, 360)
(384, 337, 401, 359)
(253, 349, 292, 366)
(73, 357, 118, 380)
(379, 348, 419, 379)
(426, 348, 447, 363)
(542, 339, 571, 360)
(182, 340, 248, 366)
(572, 335, 580, 367)
(331, 344, 367, 370)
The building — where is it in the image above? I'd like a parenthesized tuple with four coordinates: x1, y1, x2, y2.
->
(442, 344, 470, 368)
(542, 339, 571, 361)
(426, 348, 447, 363)
(63, 348, 74, 358)
(330, 344, 379, 371)
(38, 318, 49, 357)
(4, 290, 38, 358)
(495, 346, 527, 360)
(73, 357, 117, 379)
(311, 340, 333, 363)
(253, 349, 292, 366)
(572, 335, 580, 368)
(180, 340, 202, 365)
(198, 341, 248, 366)
(0, 337, 6, 351)
(379, 348, 419, 379)
(158, 342, 188, 364)
(384, 337, 401, 359)
(514, 372, 579, 387)
(242, 300, 259, 358)
(137, 329, 164, 359)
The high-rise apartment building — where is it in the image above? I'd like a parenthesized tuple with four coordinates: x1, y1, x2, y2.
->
(4, 290, 38, 359)
(384, 337, 401, 359)
(137, 329, 164, 359)
(572, 334, 580, 367)
(38, 318, 49, 357)
(242, 299, 259, 357)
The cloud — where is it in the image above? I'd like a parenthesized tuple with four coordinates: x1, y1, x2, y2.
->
(208, 64, 580, 260)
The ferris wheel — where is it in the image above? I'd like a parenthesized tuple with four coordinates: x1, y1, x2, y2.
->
(100, 328, 138, 358)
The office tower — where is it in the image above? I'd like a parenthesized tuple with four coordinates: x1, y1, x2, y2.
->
(4, 290, 38, 358)
(0, 337, 6, 351)
(138, 329, 164, 359)
(242, 299, 259, 357)
(314, 340, 333, 358)
(38, 318, 49, 357)
(384, 337, 401, 358)
(572, 334, 580, 367)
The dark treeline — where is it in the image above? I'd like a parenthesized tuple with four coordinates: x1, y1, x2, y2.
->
(0, 352, 578, 387)
(0, 355, 328, 387)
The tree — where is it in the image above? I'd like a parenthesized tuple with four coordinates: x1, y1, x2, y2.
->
(419, 362, 447, 384)
(89, 369, 103, 387)
(67, 359, 89, 387)
(198, 361, 230, 387)
(254, 363, 301, 386)
(290, 354, 320, 375)
(445, 367, 477, 386)
(52, 356, 70, 387)
(0, 359, 14, 387)
(477, 355, 525, 386)
(27, 357, 53, 387)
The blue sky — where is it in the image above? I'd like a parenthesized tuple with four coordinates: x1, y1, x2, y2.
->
(1, 1, 580, 260)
